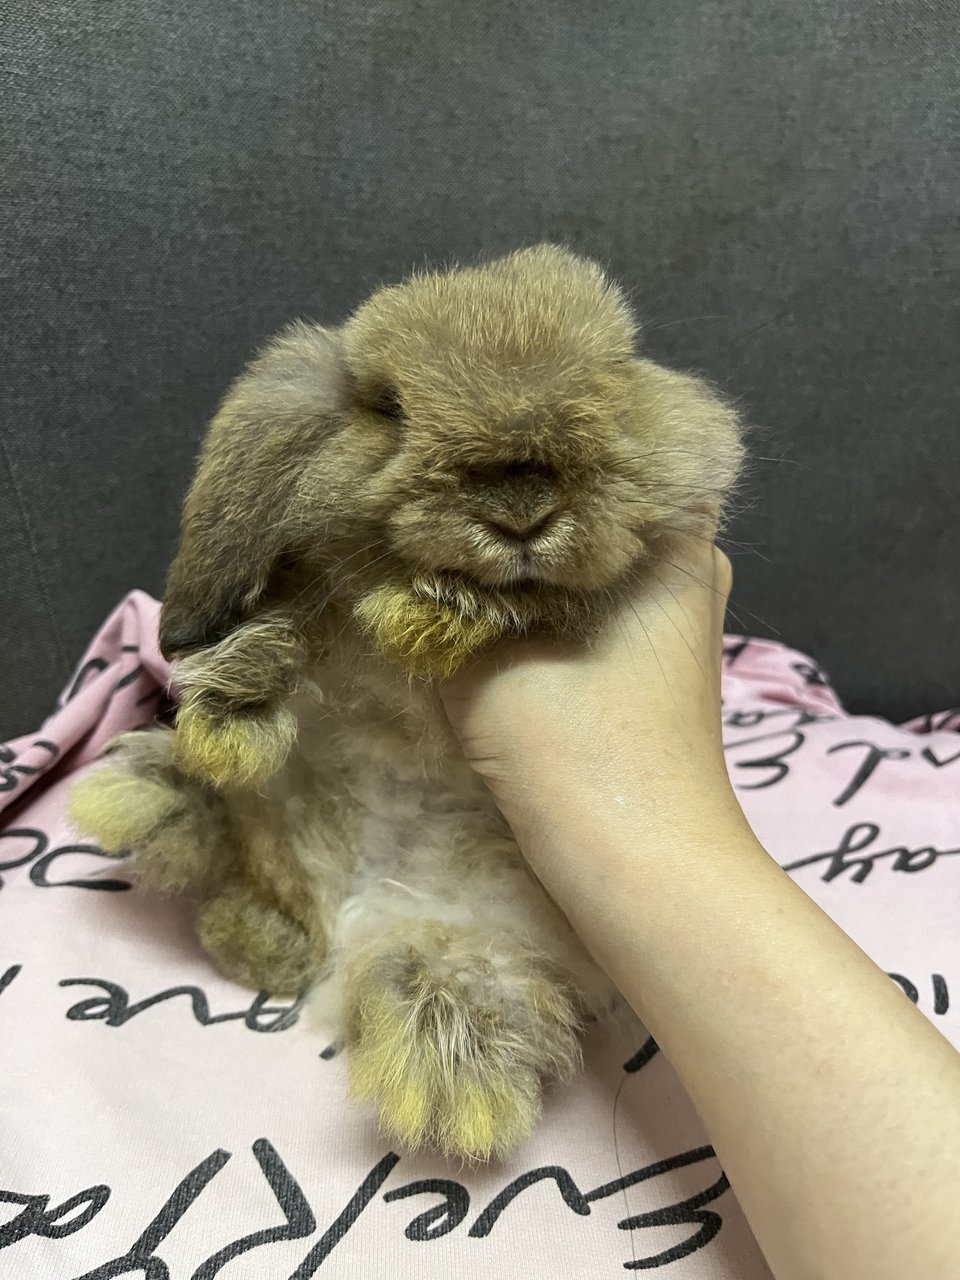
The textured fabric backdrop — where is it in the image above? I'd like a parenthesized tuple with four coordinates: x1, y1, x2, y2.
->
(2, 1, 959, 734)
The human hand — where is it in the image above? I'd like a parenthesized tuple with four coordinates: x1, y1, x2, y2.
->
(440, 536, 741, 845)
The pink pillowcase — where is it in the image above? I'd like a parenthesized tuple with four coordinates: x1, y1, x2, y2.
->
(1, 592, 957, 1278)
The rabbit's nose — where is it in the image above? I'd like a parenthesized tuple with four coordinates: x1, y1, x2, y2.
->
(464, 459, 557, 486)
(485, 508, 558, 544)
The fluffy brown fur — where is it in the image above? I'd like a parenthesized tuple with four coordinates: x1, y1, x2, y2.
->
(69, 245, 743, 1160)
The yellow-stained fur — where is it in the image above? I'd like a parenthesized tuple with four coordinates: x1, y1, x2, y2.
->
(173, 702, 298, 788)
(354, 586, 502, 680)
(70, 245, 744, 1160)
(68, 767, 176, 855)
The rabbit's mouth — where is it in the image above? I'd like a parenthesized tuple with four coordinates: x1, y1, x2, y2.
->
(443, 549, 565, 593)
(494, 556, 546, 588)
(409, 567, 580, 629)
(405, 567, 607, 648)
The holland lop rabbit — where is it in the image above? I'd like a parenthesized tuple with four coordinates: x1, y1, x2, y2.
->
(71, 245, 743, 1160)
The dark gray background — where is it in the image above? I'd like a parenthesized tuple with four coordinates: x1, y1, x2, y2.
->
(3, 1, 958, 736)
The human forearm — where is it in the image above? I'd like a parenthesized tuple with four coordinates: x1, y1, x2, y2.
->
(514, 787, 960, 1280)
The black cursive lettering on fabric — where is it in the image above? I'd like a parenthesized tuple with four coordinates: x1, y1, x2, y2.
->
(0, 1141, 730, 1275)
(784, 823, 960, 884)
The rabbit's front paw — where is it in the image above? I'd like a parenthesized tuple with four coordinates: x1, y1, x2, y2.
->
(173, 697, 297, 788)
(169, 616, 302, 787)
(345, 925, 581, 1160)
(354, 585, 502, 679)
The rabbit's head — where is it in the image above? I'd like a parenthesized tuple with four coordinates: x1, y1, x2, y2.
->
(161, 245, 742, 676)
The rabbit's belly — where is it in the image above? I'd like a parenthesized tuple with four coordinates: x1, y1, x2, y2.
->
(326, 752, 532, 943)
(281, 705, 598, 989)
(277, 711, 522, 926)
(282, 718, 611, 1011)
(346, 758, 515, 889)
(326, 760, 613, 1013)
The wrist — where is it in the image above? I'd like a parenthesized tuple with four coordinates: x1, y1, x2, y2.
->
(489, 741, 741, 851)
(496, 767, 753, 922)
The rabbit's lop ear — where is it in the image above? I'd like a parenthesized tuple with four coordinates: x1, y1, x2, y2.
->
(159, 323, 347, 659)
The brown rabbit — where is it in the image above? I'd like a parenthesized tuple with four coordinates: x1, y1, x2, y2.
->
(70, 245, 743, 1160)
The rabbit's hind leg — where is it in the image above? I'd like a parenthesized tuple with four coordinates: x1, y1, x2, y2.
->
(343, 918, 581, 1161)
(70, 730, 322, 996)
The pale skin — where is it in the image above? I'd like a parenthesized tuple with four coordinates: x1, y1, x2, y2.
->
(440, 538, 960, 1280)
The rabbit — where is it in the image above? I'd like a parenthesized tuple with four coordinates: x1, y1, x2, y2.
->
(70, 244, 743, 1161)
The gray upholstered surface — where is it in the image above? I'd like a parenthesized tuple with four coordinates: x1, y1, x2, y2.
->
(3, 1, 958, 736)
